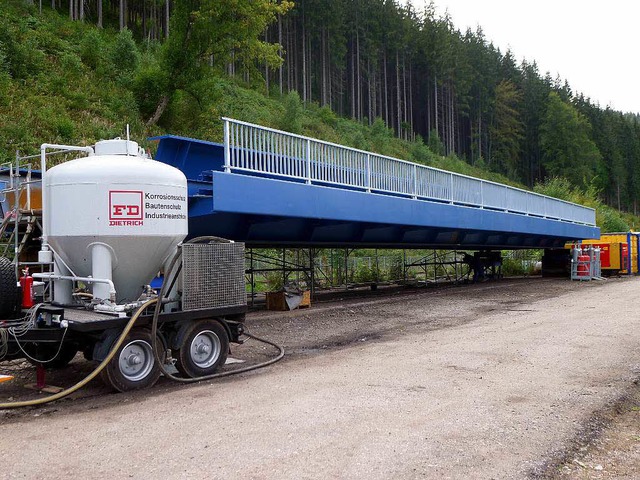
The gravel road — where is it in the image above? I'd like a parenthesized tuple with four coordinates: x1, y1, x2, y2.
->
(1, 277, 640, 479)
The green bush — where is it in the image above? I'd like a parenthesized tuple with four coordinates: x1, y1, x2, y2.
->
(599, 207, 629, 233)
(56, 117, 75, 141)
(279, 90, 303, 134)
(132, 58, 165, 119)
(354, 264, 380, 283)
(79, 30, 105, 71)
(59, 51, 84, 79)
(110, 29, 139, 78)
(427, 129, 446, 156)
(5, 37, 45, 79)
(501, 257, 525, 276)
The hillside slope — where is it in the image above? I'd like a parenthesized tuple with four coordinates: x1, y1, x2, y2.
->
(0, 2, 632, 232)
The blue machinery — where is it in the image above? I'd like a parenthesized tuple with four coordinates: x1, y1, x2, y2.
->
(153, 118, 599, 250)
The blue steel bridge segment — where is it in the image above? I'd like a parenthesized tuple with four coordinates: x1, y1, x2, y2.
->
(151, 128, 599, 249)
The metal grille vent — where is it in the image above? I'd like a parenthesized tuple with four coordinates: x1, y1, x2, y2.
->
(181, 242, 246, 311)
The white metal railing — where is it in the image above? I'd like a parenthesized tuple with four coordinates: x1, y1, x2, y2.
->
(222, 117, 596, 226)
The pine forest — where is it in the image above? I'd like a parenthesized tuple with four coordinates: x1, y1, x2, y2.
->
(1, 0, 639, 228)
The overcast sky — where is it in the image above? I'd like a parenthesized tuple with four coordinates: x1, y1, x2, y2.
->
(427, 0, 640, 114)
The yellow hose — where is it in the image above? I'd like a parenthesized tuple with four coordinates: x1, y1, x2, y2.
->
(0, 298, 157, 409)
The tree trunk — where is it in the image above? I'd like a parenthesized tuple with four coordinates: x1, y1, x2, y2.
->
(356, 28, 361, 120)
(367, 56, 372, 124)
(402, 52, 407, 139)
(408, 62, 413, 140)
(97, 0, 103, 28)
(264, 31, 269, 92)
(327, 29, 332, 108)
(350, 38, 355, 119)
(301, 6, 307, 103)
(147, 95, 170, 127)
(396, 51, 401, 137)
(383, 50, 388, 126)
(434, 76, 438, 138)
(321, 27, 327, 106)
(278, 14, 283, 96)
(165, 0, 170, 38)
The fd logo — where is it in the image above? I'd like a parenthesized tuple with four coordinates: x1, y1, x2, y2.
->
(109, 190, 143, 226)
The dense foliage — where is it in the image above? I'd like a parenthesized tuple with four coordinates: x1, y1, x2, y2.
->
(1, 0, 639, 231)
(268, 0, 640, 214)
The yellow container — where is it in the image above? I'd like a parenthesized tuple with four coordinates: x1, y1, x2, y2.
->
(571, 232, 640, 274)
(5, 187, 42, 211)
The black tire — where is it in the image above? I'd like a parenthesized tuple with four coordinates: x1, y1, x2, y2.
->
(174, 320, 229, 378)
(0, 256, 17, 318)
(25, 343, 79, 369)
(100, 328, 161, 392)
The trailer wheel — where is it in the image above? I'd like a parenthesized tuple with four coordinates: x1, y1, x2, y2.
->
(0, 256, 17, 318)
(174, 320, 229, 378)
(100, 329, 161, 392)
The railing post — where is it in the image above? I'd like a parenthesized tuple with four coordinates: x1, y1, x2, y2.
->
(412, 164, 417, 199)
(449, 173, 454, 204)
(480, 181, 484, 208)
(504, 186, 508, 212)
(223, 119, 231, 173)
(306, 138, 312, 185)
(366, 153, 371, 193)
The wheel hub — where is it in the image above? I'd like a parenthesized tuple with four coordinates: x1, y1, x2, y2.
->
(189, 330, 221, 368)
(118, 340, 154, 381)
(126, 354, 142, 366)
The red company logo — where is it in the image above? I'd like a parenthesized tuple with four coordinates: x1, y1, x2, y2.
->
(109, 190, 144, 226)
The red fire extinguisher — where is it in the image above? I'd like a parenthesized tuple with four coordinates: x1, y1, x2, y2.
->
(19, 267, 34, 309)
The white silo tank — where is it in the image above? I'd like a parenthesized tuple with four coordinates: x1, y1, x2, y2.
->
(43, 139, 188, 303)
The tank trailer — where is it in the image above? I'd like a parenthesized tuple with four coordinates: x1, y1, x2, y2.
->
(0, 139, 254, 395)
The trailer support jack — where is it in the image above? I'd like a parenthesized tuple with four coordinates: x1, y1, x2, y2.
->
(24, 364, 63, 394)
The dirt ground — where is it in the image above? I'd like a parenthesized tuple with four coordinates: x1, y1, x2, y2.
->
(1, 276, 640, 479)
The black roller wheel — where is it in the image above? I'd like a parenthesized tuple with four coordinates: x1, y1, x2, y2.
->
(100, 328, 161, 392)
(0, 256, 17, 318)
(25, 342, 79, 369)
(174, 320, 229, 378)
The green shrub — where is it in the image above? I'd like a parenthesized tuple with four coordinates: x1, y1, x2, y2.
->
(279, 90, 303, 134)
(5, 37, 45, 79)
(59, 51, 84, 78)
(501, 257, 525, 276)
(110, 29, 139, 78)
(599, 207, 629, 233)
(132, 58, 165, 119)
(79, 30, 105, 71)
(56, 117, 75, 141)
(427, 129, 445, 156)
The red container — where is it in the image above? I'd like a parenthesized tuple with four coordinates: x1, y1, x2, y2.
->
(19, 271, 34, 308)
(577, 255, 590, 277)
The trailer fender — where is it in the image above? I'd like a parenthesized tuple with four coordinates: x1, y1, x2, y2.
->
(92, 328, 122, 362)
(93, 327, 167, 361)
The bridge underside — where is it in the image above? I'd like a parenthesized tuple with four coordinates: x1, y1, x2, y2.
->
(186, 172, 599, 249)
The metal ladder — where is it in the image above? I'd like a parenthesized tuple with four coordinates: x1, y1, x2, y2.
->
(0, 154, 48, 280)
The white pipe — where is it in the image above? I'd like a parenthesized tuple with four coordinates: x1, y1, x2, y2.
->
(90, 243, 113, 301)
(39, 143, 94, 248)
(52, 256, 72, 305)
(33, 273, 116, 302)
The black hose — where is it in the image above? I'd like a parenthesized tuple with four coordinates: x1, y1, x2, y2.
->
(0, 238, 284, 408)
(0, 299, 157, 409)
(150, 236, 285, 383)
